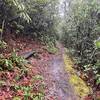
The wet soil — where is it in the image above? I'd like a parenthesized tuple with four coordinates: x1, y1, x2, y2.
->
(45, 52, 77, 100)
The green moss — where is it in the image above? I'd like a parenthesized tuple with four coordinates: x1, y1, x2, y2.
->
(13, 97, 21, 100)
(47, 46, 58, 54)
(63, 50, 91, 98)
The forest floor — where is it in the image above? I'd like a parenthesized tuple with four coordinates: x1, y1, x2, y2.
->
(0, 33, 99, 100)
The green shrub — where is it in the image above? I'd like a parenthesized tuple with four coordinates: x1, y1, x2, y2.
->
(0, 40, 7, 49)
(0, 55, 13, 71)
(0, 0, 59, 40)
(10, 51, 27, 68)
(0, 51, 27, 71)
(63, 0, 100, 61)
(14, 75, 45, 100)
(62, 0, 100, 85)
(41, 34, 58, 53)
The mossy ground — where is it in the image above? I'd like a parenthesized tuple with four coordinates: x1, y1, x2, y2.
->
(63, 48, 91, 99)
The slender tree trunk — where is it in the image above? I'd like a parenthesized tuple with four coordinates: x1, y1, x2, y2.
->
(0, 20, 5, 40)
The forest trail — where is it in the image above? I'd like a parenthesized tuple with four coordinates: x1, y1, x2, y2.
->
(27, 42, 90, 100)
(43, 43, 77, 100)
(28, 42, 78, 100)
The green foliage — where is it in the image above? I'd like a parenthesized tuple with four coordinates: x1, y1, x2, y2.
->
(95, 39, 100, 49)
(0, 51, 27, 71)
(0, 0, 31, 23)
(0, 54, 13, 71)
(10, 51, 27, 68)
(14, 77, 45, 100)
(62, 0, 100, 85)
(0, 0, 59, 40)
(32, 75, 44, 81)
(41, 34, 58, 53)
(94, 62, 100, 84)
(15, 86, 32, 100)
(83, 40, 100, 85)
(46, 45, 58, 54)
(63, 0, 100, 61)
(0, 40, 7, 49)
(12, 0, 31, 23)
(84, 60, 100, 85)
(13, 97, 21, 100)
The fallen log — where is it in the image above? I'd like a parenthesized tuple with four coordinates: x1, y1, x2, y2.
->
(20, 50, 37, 59)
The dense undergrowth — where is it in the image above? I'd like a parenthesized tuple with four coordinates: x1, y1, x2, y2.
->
(62, 0, 100, 90)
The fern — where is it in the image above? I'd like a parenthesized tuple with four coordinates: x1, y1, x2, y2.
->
(2, 0, 31, 23)
(12, 0, 31, 23)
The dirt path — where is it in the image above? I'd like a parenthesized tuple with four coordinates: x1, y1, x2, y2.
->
(31, 43, 78, 100)
(45, 52, 77, 99)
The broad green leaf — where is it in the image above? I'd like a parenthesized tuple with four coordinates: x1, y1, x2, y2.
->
(0, 29, 3, 33)
(13, 97, 21, 100)
(95, 40, 100, 49)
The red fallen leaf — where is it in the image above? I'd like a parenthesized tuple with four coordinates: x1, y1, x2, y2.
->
(0, 96, 5, 100)
(22, 81, 30, 86)
(20, 77, 31, 86)
(47, 96, 55, 100)
(42, 53, 47, 58)
(0, 91, 12, 99)
(31, 67, 39, 75)
(6, 72, 13, 80)
(5, 93, 12, 98)
(17, 90, 24, 96)
(96, 91, 100, 99)
(84, 96, 93, 100)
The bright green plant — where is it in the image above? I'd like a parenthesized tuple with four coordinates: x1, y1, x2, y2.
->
(0, 51, 27, 71)
(94, 38, 100, 49)
(0, 40, 7, 49)
(13, 97, 21, 100)
(14, 82, 45, 100)
(94, 62, 100, 85)
(32, 75, 44, 81)
(0, 55, 13, 71)
(94, 39, 100, 85)
(41, 34, 58, 53)
(10, 51, 27, 68)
